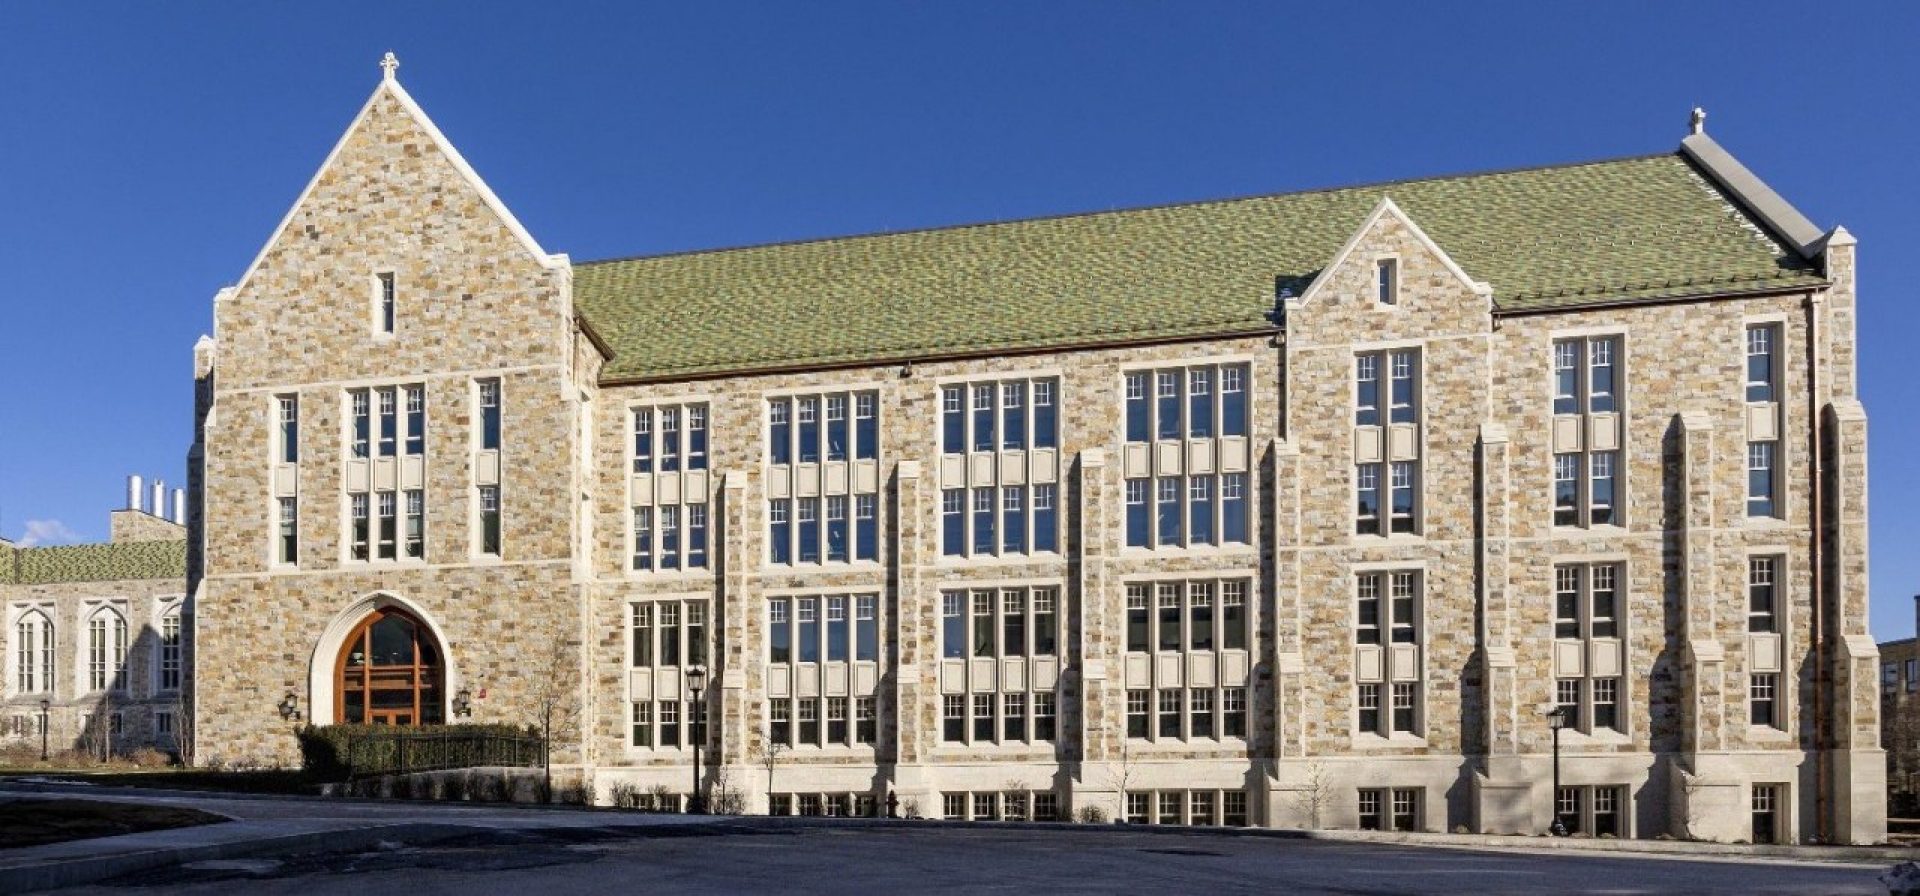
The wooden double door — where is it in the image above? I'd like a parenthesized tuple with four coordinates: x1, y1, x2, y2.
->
(335, 607, 444, 726)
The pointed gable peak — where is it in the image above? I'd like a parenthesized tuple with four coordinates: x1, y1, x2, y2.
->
(229, 54, 562, 295)
(1295, 196, 1489, 305)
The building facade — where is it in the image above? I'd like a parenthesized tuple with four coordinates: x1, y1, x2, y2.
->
(2, 482, 189, 758)
(1879, 599, 1919, 814)
(187, 59, 1882, 842)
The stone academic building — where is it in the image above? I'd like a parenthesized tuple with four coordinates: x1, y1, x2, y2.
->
(175, 58, 1881, 842)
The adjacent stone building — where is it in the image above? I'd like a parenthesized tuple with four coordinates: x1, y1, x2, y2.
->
(1879, 599, 1920, 814)
(185, 58, 1882, 843)
(2, 482, 189, 758)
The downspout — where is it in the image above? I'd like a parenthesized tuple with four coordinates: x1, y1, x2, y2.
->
(1807, 289, 1826, 842)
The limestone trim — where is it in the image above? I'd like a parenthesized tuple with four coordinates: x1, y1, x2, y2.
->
(307, 591, 460, 727)
(229, 71, 560, 297)
(202, 557, 569, 581)
(210, 362, 567, 399)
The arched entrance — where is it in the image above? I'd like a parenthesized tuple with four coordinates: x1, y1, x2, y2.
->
(334, 607, 444, 725)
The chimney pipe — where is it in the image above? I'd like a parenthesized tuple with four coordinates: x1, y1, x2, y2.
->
(171, 488, 185, 525)
(151, 480, 165, 518)
(128, 475, 143, 512)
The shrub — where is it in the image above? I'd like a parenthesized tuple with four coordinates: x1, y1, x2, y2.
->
(610, 781, 643, 810)
(296, 723, 541, 782)
(1077, 806, 1108, 825)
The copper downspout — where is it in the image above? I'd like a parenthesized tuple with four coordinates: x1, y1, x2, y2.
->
(1807, 289, 1827, 842)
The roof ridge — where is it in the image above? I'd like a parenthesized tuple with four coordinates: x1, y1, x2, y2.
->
(573, 151, 1679, 268)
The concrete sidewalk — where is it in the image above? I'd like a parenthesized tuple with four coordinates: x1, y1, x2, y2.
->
(0, 783, 715, 892)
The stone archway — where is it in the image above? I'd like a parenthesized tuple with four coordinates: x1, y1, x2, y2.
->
(309, 593, 457, 726)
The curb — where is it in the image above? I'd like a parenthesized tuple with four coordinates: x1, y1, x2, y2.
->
(750, 816, 1909, 865)
(0, 822, 471, 894)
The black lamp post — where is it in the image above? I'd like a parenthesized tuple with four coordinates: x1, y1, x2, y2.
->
(39, 699, 50, 762)
(687, 664, 708, 814)
(1546, 706, 1569, 837)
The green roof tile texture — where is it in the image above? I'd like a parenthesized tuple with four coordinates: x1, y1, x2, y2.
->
(6, 540, 187, 586)
(574, 153, 1823, 382)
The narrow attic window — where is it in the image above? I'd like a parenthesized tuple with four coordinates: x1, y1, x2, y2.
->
(1377, 259, 1399, 305)
(377, 272, 397, 335)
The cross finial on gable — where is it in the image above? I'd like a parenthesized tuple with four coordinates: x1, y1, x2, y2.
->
(380, 52, 400, 81)
(1689, 106, 1706, 136)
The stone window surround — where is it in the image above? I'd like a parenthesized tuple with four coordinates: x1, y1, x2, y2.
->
(1741, 312, 1793, 525)
(932, 366, 1065, 453)
(1545, 324, 1630, 533)
(761, 380, 887, 570)
(79, 599, 130, 696)
(1118, 352, 1259, 554)
(339, 381, 431, 566)
(470, 376, 503, 561)
(1350, 559, 1427, 745)
(1348, 337, 1425, 543)
(1373, 253, 1402, 307)
(626, 395, 716, 578)
(1120, 569, 1255, 746)
(1744, 545, 1794, 741)
(7, 601, 57, 698)
(1549, 554, 1632, 742)
(151, 595, 186, 695)
(934, 365, 1066, 563)
(935, 582, 1063, 750)
(763, 584, 887, 753)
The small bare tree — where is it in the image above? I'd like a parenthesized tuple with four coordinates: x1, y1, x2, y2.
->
(1288, 759, 1335, 829)
(530, 636, 583, 803)
(761, 732, 789, 813)
(1105, 731, 1138, 822)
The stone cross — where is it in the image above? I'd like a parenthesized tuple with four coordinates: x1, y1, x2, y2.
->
(381, 52, 400, 81)
(1689, 107, 1706, 136)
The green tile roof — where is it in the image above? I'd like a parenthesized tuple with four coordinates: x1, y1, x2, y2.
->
(574, 152, 1824, 382)
(4, 540, 187, 586)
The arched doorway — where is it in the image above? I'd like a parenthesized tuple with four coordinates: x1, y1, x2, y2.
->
(334, 607, 444, 725)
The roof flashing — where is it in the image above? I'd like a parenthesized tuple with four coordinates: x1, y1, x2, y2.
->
(1679, 132, 1824, 258)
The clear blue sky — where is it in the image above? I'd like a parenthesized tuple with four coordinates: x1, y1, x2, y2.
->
(2, 4, 1915, 636)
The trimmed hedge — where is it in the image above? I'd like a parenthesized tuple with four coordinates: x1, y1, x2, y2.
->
(297, 724, 542, 782)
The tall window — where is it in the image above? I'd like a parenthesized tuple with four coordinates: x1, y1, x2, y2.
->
(1122, 579, 1250, 742)
(629, 404, 711, 572)
(765, 593, 881, 749)
(942, 483, 1058, 558)
(1355, 571, 1421, 737)
(477, 485, 501, 556)
(1553, 563, 1623, 734)
(630, 599, 710, 749)
(768, 391, 879, 464)
(1355, 350, 1421, 535)
(87, 609, 128, 693)
(768, 391, 880, 565)
(1377, 258, 1399, 305)
(1125, 363, 1250, 443)
(1552, 336, 1622, 528)
(376, 271, 396, 335)
(158, 609, 182, 692)
(478, 378, 501, 452)
(13, 611, 53, 694)
(940, 377, 1059, 454)
(276, 497, 298, 564)
(1747, 442, 1777, 518)
(1750, 673, 1780, 730)
(276, 395, 299, 463)
(1748, 556, 1778, 633)
(632, 403, 709, 473)
(345, 384, 427, 564)
(1746, 323, 1778, 403)
(939, 587, 1059, 745)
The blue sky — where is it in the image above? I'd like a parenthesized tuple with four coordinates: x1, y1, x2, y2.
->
(1, 4, 1915, 635)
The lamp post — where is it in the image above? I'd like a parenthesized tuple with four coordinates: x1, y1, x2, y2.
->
(687, 664, 708, 814)
(39, 699, 50, 762)
(1546, 706, 1569, 837)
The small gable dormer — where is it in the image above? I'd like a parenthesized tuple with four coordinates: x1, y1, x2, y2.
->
(1285, 197, 1492, 347)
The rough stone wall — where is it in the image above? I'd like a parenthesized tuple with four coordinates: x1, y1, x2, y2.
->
(110, 511, 186, 544)
(194, 82, 586, 765)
